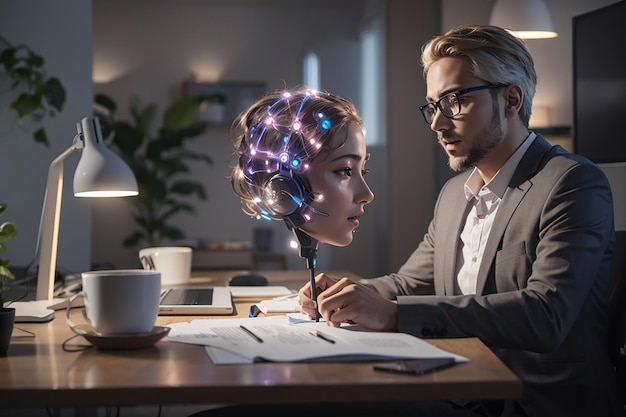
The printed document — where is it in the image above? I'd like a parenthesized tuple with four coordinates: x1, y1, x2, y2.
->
(166, 315, 468, 365)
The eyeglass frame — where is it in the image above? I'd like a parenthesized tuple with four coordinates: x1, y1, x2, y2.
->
(419, 84, 505, 124)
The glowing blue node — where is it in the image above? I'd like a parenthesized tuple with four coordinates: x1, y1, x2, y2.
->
(291, 159, 300, 168)
(321, 119, 331, 129)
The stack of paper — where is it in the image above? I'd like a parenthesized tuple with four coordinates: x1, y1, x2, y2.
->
(254, 294, 299, 314)
(166, 315, 468, 365)
(227, 286, 293, 298)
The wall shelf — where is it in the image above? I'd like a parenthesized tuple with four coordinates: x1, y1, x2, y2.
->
(184, 81, 267, 125)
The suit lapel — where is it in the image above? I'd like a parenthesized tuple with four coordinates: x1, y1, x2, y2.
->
(474, 135, 553, 294)
(443, 193, 473, 295)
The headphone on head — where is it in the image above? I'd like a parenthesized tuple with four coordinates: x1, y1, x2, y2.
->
(260, 168, 314, 228)
(241, 90, 332, 228)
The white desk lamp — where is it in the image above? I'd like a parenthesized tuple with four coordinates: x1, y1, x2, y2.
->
(12, 117, 138, 322)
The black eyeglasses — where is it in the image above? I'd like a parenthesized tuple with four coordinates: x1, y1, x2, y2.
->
(419, 84, 502, 124)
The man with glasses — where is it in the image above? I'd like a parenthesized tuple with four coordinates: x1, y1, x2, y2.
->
(296, 24, 623, 416)
(419, 84, 504, 124)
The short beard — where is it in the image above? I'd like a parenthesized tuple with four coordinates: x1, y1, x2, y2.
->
(447, 112, 504, 172)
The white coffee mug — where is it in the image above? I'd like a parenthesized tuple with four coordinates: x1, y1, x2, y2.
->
(66, 269, 161, 335)
(139, 246, 192, 287)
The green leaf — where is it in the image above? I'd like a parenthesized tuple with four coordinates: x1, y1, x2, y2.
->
(11, 92, 42, 119)
(177, 150, 213, 166)
(95, 93, 117, 114)
(0, 47, 17, 70)
(0, 265, 14, 280)
(0, 222, 17, 244)
(163, 97, 200, 130)
(112, 122, 144, 155)
(43, 77, 66, 111)
(33, 127, 49, 146)
(170, 181, 207, 199)
(152, 157, 187, 177)
(136, 103, 157, 137)
(0, 202, 15, 287)
(159, 203, 194, 221)
(25, 50, 44, 68)
(0, 38, 66, 148)
(159, 225, 185, 240)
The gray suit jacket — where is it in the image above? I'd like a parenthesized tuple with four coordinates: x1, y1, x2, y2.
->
(364, 135, 623, 416)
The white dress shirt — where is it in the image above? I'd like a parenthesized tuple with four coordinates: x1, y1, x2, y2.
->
(454, 133, 537, 295)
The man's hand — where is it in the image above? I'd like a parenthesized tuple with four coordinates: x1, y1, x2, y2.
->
(298, 273, 398, 330)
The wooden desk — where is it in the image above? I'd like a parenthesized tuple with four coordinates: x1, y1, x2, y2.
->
(0, 270, 521, 409)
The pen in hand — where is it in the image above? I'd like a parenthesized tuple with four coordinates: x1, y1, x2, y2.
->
(292, 228, 320, 322)
(309, 271, 320, 322)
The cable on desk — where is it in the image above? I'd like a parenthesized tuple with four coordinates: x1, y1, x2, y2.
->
(61, 333, 93, 352)
(11, 326, 36, 338)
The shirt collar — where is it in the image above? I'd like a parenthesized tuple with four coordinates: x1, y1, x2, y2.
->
(464, 132, 537, 201)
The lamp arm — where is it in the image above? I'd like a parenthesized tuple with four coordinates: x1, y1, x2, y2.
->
(35, 139, 80, 301)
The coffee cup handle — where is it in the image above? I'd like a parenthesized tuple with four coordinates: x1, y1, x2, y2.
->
(65, 292, 87, 335)
(140, 255, 156, 270)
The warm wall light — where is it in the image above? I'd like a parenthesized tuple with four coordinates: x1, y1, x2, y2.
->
(490, 0, 558, 39)
(13, 117, 138, 322)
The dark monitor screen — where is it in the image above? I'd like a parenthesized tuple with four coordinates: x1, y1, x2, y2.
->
(573, 1, 626, 164)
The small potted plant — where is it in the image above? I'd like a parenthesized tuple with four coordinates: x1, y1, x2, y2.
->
(0, 202, 17, 354)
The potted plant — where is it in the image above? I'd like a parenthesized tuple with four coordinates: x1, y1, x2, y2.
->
(0, 35, 66, 146)
(94, 94, 213, 249)
(0, 202, 17, 355)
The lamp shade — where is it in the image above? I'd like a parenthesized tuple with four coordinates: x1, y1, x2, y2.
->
(73, 117, 138, 197)
(490, 0, 558, 39)
(13, 116, 139, 321)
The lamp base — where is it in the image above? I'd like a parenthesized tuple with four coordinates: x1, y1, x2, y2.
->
(12, 295, 86, 322)
(12, 300, 59, 323)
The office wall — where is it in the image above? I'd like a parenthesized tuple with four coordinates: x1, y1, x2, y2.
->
(444, 0, 620, 127)
(0, 0, 93, 275)
(1, 0, 619, 280)
(95, 0, 625, 277)
(90, 0, 384, 275)
(383, 0, 622, 273)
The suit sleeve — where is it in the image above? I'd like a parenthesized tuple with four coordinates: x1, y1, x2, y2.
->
(368, 158, 614, 352)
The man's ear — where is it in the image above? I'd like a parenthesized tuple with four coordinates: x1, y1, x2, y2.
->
(504, 84, 523, 118)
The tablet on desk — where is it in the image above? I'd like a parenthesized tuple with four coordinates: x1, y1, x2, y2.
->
(159, 287, 233, 315)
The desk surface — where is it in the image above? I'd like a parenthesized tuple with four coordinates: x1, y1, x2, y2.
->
(0, 270, 521, 409)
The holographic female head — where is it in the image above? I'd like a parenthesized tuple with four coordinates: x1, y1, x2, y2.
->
(230, 88, 364, 228)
